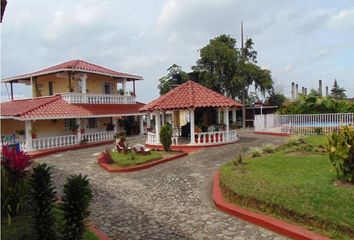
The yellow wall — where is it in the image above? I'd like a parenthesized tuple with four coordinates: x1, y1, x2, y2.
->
(32, 119, 67, 137)
(33, 73, 121, 97)
(1, 119, 25, 136)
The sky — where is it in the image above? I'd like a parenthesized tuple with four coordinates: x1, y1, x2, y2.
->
(1, 0, 354, 103)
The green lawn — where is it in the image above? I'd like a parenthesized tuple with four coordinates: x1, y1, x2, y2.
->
(220, 135, 354, 239)
(1, 208, 99, 240)
(111, 150, 177, 167)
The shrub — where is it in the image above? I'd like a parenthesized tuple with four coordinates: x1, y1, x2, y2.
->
(314, 127, 323, 135)
(29, 164, 57, 240)
(61, 174, 93, 240)
(160, 124, 172, 151)
(1, 146, 32, 224)
(286, 135, 305, 146)
(262, 144, 276, 153)
(249, 147, 262, 157)
(327, 126, 354, 183)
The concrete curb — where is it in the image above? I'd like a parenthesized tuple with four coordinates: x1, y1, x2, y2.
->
(98, 152, 188, 172)
(213, 172, 330, 240)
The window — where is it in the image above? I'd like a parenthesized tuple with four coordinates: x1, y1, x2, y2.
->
(48, 82, 53, 95)
(102, 83, 113, 94)
(87, 118, 98, 129)
(64, 119, 76, 131)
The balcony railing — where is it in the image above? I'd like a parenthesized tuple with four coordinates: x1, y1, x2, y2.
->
(61, 93, 136, 104)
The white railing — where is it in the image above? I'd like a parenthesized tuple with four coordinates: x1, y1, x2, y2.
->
(0, 138, 26, 151)
(147, 132, 157, 144)
(146, 129, 239, 146)
(33, 134, 78, 150)
(31, 130, 115, 150)
(82, 130, 115, 143)
(61, 93, 136, 104)
(255, 113, 354, 135)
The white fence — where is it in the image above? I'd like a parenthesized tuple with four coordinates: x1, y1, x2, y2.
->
(146, 129, 239, 146)
(0, 138, 26, 150)
(31, 130, 115, 150)
(62, 93, 136, 104)
(255, 113, 354, 135)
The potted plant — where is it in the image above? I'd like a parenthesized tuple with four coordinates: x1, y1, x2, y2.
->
(80, 127, 85, 134)
(118, 89, 124, 95)
(68, 123, 79, 135)
(30, 128, 37, 139)
(16, 129, 25, 137)
(129, 91, 136, 97)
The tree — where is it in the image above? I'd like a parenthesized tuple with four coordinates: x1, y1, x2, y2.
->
(265, 90, 287, 107)
(160, 124, 172, 151)
(158, 64, 189, 95)
(330, 79, 347, 100)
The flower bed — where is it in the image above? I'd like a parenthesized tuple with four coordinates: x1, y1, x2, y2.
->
(97, 150, 187, 172)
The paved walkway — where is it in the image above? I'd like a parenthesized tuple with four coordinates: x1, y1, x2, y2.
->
(37, 132, 288, 240)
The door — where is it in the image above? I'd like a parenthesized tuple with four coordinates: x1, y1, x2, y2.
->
(48, 82, 53, 95)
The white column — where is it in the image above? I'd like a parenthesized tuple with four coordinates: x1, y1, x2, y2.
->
(147, 112, 151, 129)
(25, 120, 33, 151)
(155, 110, 161, 143)
(232, 108, 237, 123)
(139, 115, 144, 135)
(122, 79, 127, 95)
(189, 108, 195, 144)
(161, 111, 165, 126)
(114, 118, 118, 132)
(224, 107, 230, 141)
(80, 74, 88, 94)
(260, 106, 263, 115)
(217, 108, 222, 124)
(76, 118, 81, 142)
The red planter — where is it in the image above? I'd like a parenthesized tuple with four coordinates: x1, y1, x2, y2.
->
(31, 133, 37, 139)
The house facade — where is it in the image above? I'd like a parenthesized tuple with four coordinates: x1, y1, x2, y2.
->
(1, 60, 145, 151)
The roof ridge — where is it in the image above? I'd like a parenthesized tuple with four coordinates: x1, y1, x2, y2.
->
(17, 95, 61, 117)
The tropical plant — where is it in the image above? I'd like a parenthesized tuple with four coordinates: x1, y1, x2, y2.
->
(160, 124, 172, 151)
(1, 146, 32, 224)
(327, 126, 354, 183)
(61, 174, 93, 240)
(29, 164, 57, 240)
(249, 147, 262, 157)
(314, 127, 323, 135)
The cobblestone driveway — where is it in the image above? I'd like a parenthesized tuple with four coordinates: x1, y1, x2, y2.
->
(37, 131, 287, 240)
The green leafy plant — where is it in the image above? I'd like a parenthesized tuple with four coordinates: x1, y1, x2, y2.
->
(314, 127, 323, 135)
(160, 124, 172, 151)
(286, 135, 305, 146)
(61, 174, 93, 240)
(327, 126, 354, 183)
(262, 144, 276, 153)
(29, 164, 57, 240)
(249, 147, 262, 157)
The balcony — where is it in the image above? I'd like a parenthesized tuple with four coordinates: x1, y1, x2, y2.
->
(61, 93, 136, 104)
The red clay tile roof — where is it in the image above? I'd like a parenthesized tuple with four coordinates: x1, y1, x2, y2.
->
(2, 59, 143, 82)
(0, 95, 145, 120)
(140, 80, 242, 111)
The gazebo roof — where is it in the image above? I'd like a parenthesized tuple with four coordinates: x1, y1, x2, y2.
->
(140, 80, 242, 111)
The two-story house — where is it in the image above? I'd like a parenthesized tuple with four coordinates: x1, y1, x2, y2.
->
(0, 59, 146, 152)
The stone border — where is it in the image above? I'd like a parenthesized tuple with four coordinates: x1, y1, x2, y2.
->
(213, 172, 330, 240)
(88, 225, 112, 240)
(98, 151, 188, 172)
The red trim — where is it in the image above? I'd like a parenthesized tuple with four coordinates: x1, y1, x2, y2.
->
(254, 131, 289, 137)
(88, 225, 112, 240)
(28, 140, 114, 159)
(213, 172, 330, 240)
(98, 152, 188, 172)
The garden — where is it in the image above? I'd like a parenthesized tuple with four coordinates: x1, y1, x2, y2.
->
(219, 126, 354, 239)
(97, 127, 187, 171)
(1, 146, 98, 240)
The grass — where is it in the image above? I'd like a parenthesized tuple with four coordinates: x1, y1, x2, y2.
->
(110, 150, 178, 167)
(220, 135, 354, 239)
(1, 207, 99, 240)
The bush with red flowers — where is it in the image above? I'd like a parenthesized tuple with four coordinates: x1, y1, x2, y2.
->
(1, 145, 32, 224)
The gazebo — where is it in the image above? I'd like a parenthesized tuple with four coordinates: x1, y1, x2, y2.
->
(140, 81, 243, 147)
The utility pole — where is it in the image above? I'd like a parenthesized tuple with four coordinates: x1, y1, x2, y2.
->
(241, 21, 246, 129)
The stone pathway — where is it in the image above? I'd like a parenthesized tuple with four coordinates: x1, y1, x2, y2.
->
(37, 132, 288, 240)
